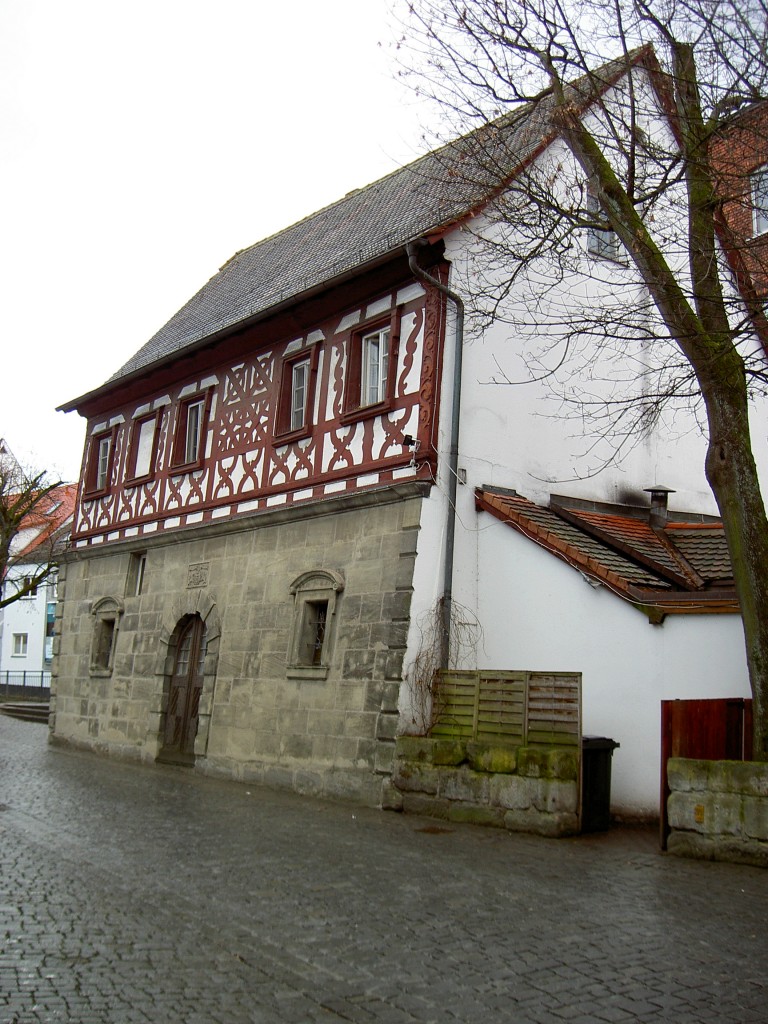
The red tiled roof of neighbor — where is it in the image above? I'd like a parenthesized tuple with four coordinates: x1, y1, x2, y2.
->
(475, 488, 738, 617)
(13, 483, 78, 561)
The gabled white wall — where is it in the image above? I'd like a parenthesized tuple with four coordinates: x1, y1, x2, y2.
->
(402, 67, 765, 817)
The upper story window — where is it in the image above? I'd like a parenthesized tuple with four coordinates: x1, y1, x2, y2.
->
(127, 412, 161, 482)
(342, 313, 399, 421)
(22, 576, 37, 599)
(274, 346, 319, 441)
(171, 391, 212, 471)
(12, 633, 28, 657)
(752, 164, 768, 237)
(586, 187, 622, 261)
(361, 327, 390, 406)
(290, 358, 310, 431)
(84, 426, 118, 497)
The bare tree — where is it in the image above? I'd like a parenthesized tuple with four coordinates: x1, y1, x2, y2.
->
(0, 442, 64, 610)
(396, 0, 768, 757)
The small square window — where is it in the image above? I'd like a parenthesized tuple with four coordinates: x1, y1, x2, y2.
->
(12, 633, 28, 657)
(753, 165, 768, 237)
(22, 576, 37, 599)
(171, 392, 211, 470)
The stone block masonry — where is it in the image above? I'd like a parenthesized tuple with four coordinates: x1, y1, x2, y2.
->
(667, 757, 768, 867)
(391, 736, 580, 836)
(51, 484, 427, 807)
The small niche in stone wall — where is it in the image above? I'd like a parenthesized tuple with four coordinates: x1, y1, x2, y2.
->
(187, 562, 210, 589)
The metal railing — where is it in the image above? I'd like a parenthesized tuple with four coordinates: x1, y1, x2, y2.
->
(0, 671, 51, 701)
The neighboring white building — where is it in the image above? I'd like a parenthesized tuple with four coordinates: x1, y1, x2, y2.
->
(0, 470, 77, 688)
(51, 51, 766, 820)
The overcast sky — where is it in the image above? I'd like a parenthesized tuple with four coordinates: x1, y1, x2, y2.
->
(1, 0, 426, 480)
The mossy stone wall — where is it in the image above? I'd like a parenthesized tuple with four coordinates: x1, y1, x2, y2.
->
(387, 736, 579, 837)
(667, 757, 768, 868)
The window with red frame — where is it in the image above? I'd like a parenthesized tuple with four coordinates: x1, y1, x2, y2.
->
(84, 427, 117, 496)
(275, 347, 318, 439)
(126, 411, 161, 482)
(171, 392, 211, 470)
(343, 313, 399, 419)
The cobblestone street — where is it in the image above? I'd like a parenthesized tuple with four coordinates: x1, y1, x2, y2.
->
(1, 715, 766, 1023)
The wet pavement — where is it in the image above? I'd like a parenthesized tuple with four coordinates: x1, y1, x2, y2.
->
(1, 714, 766, 1023)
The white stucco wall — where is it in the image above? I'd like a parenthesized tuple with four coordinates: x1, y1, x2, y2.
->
(461, 513, 750, 816)
(400, 67, 762, 817)
(0, 565, 53, 678)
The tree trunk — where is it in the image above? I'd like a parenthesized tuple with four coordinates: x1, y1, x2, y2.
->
(701, 376, 768, 760)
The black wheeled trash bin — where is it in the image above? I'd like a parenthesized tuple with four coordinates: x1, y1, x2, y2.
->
(581, 736, 620, 833)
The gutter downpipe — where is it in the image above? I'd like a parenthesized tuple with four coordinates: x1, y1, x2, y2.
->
(406, 239, 465, 670)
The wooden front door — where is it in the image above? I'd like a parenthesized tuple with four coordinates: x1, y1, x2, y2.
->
(159, 616, 207, 765)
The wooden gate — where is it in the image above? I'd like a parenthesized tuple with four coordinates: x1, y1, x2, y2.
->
(660, 698, 753, 848)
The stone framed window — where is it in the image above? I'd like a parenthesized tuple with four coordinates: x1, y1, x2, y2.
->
(287, 569, 344, 680)
(89, 596, 124, 676)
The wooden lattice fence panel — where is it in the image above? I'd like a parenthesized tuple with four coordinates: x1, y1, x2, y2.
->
(432, 670, 581, 746)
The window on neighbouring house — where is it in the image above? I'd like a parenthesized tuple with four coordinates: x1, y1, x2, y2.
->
(22, 576, 37, 598)
(586, 187, 621, 260)
(752, 164, 768, 236)
(12, 633, 28, 657)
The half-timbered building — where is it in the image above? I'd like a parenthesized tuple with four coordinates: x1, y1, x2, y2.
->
(53, 52, 765, 819)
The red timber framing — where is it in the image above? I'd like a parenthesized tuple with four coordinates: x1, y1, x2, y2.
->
(72, 262, 448, 545)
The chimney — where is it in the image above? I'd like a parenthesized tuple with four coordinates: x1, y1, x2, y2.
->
(644, 485, 675, 528)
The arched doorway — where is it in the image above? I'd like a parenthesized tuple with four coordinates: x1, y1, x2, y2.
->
(157, 615, 207, 765)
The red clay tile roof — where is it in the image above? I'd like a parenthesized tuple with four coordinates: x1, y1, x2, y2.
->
(12, 483, 77, 562)
(475, 488, 738, 617)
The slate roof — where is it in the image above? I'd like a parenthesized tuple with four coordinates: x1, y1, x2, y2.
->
(61, 49, 653, 411)
(475, 488, 738, 617)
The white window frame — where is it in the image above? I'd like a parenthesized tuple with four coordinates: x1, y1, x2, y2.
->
(361, 327, 390, 407)
(96, 435, 112, 491)
(12, 633, 28, 657)
(184, 399, 205, 464)
(290, 358, 310, 432)
(753, 164, 768, 237)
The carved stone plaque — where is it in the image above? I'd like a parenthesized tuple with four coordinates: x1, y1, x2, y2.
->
(187, 562, 210, 589)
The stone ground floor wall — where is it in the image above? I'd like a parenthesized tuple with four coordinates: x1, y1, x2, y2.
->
(667, 757, 768, 867)
(51, 485, 427, 806)
(388, 736, 580, 836)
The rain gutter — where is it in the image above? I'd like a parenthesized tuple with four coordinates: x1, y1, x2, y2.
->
(406, 238, 465, 669)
